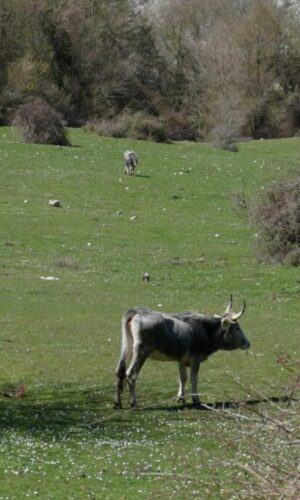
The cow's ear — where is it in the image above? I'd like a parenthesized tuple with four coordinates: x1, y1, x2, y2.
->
(221, 317, 232, 331)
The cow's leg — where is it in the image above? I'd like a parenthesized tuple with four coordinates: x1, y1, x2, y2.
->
(177, 362, 187, 403)
(190, 358, 201, 405)
(114, 355, 127, 409)
(126, 342, 150, 408)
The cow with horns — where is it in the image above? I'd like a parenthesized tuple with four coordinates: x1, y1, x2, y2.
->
(114, 296, 250, 408)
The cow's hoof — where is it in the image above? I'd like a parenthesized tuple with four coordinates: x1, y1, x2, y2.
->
(177, 397, 186, 404)
(114, 402, 122, 410)
(192, 399, 202, 408)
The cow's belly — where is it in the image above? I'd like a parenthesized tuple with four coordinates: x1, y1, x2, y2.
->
(149, 351, 191, 364)
(149, 351, 179, 362)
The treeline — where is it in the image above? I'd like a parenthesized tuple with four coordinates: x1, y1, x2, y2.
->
(1, 0, 300, 142)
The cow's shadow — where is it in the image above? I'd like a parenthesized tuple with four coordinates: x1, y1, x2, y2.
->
(143, 394, 296, 412)
(0, 383, 296, 436)
(134, 173, 150, 178)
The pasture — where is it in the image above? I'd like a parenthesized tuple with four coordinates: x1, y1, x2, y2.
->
(0, 127, 299, 498)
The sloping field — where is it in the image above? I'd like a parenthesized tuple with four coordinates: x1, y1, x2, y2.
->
(0, 127, 299, 498)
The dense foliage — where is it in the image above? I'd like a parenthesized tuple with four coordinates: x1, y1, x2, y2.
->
(1, 0, 300, 141)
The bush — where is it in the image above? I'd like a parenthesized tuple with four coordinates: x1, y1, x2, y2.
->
(0, 89, 24, 125)
(210, 94, 243, 151)
(86, 111, 166, 142)
(12, 98, 69, 146)
(86, 117, 129, 139)
(251, 174, 300, 264)
(131, 112, 166, 142)
(212, 122, 239, 151)
(163, 111, 198, 141)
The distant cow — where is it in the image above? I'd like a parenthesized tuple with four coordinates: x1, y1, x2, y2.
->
(114, 297, 250, 408)
(123, 150, 138, 175)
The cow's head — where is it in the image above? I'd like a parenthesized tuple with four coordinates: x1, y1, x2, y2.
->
(219, 296, 250, 351)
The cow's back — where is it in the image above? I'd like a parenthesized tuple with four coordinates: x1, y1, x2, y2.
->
(130, 309, 194, 360)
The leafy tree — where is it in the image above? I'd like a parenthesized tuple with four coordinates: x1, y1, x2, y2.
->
(1, 0, 300, 140)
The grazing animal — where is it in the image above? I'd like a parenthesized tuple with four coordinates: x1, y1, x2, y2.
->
(114, 297, 250, 408)
(123, 150, 138, 175)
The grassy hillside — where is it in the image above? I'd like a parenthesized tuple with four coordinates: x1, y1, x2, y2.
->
(0, 127, 299, 498)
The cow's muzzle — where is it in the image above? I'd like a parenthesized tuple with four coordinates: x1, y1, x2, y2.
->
(241, 340, 250, 350)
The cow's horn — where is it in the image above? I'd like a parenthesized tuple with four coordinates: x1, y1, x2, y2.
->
(224, 294, 233, 314)
(232, 300, 246, 320)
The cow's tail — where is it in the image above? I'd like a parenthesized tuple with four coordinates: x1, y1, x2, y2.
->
(115, 309, 136, 408)
(121, 309, 136, 361)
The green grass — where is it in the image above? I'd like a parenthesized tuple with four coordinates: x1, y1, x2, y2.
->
(0, 127, 299, 498)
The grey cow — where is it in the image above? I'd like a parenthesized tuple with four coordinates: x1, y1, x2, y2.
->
(114, 297, 250, 408)
(123, 150, 138, 175)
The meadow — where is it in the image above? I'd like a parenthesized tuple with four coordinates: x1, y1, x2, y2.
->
(0, 127, 299, 498)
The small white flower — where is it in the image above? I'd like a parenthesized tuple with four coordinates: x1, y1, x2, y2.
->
(40, 276, 60, 281)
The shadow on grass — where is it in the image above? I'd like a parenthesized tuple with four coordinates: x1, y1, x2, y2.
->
(0, 384, 132, 437)
(0, 383, 296, 436)
(142, 394, 297, 412)
(135, 173, 150, 178)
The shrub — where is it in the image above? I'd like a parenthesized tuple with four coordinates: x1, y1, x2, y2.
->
(12, 98, 69, 146)
(210, 94, 243, 151)
(0, 89, 24, 125)
(212, 123, 239, 151)
(283, 247, 300, 267)
(86, 114, 132, 139)
(130, 112, 166, 142)
(86, 111, 166, 142)
(163, 111, 198, 141)
(251, 173, 300, 264)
